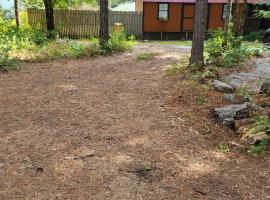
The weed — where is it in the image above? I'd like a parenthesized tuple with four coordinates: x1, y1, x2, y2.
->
(165, 57, 189, 76)
(143, 164, 153, 172)
(0, 55, 19, 72)
(248, 138, 269, 154)
(243, 32, 263, 42)
(137, 52, 158, 61)
(250, 116, 270, 134)
(219, 143, 230, 153)
(195, 95, 207, 105)
(235, 87, 254, 101)
(204, 28, 257, 68)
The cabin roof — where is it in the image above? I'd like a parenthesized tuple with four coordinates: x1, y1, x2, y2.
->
(143, 0, 268, 4)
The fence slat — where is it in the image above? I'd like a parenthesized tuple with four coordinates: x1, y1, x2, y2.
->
(27, 9, 143, 39)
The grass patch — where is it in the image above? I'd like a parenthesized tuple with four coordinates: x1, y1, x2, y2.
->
(195, 95, 207, 105)
(146, 40, 192, 46)
(165, 56, 189, 76)
(137, 52, 158, 61)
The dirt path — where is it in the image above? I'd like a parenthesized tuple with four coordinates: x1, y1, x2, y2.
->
(0, 43, 269, 200)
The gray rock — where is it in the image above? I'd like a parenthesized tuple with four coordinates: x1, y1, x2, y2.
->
(214, 103, 251, 127)
(261, 79, 270, 96)
(212, 80, 235, 93)
(223, 93, 236, 103)
(242, 131, 270, 145)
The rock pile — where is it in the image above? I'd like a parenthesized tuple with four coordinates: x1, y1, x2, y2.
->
(212, 79, 270, 145)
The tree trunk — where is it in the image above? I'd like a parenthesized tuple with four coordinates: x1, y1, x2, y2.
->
(99, 0, 109, 46)
(189, 0, 208, 66)
(43, 0, 55, 38)
(232, 0, 239, 35)
(224, 0, 233, 45)
(14, 0, 20, 27)
(239, 0, 248, 35)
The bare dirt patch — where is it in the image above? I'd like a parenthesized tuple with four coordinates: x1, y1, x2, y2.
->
(0, 43, 269, 199)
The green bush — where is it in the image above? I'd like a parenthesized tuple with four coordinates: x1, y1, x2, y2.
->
(0, 55, 19, 72)
(205, 29, 246, 67)
(101, 31, 136, 54)
(243, 32, 263, 42)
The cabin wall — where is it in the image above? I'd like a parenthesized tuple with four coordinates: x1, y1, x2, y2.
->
(143, 2, 245, 35)
(208, 3, 224, 29)
(143, 2, 181, 32)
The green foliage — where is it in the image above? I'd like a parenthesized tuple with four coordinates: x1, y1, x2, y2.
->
(219, 143, 230, 153)
(0, 55, 19, 72)
(205, 29, 246, 68)
(165, 57, 189, 76)
(195, 95, 207, 105)
(137, 52, 158, 61)
(22, 0, 97, 9)
(243, 32, 263, 42)
(250, 116, 270, 134)
(235, 87, 254, 101)
(256, 10, 270, 19)
(100, 31, 136, 54)
(248, 139, 269, 154)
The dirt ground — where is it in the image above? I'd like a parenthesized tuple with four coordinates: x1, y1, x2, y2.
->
(0, 43, 270, 200)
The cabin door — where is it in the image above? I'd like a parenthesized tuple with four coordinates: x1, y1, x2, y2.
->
(181, 4, 195, 31)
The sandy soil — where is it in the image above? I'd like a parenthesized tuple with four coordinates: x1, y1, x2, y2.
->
(0, 43, 270, 200)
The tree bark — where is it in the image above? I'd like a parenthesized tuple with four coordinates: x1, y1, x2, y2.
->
(14, 0, 20, 27)
(239, 0, 248, 35)
(189, 0, 208, 66)
(43, 0, 55, 38)
(224, 0, 233, 45)
(232, 0, 239, 35)
(99, 0, 109, 46)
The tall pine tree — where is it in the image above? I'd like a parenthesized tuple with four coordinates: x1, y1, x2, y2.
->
(190, 0, 208, 66)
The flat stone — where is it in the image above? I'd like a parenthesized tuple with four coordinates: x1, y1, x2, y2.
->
(242, 131, 270, 145)
(214, 103, 251, 128)
(212, 80, 235, 93)
(223, 93, 236, 103)
(261, 79, 270, 96)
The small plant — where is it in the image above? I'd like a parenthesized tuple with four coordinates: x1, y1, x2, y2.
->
(165, 58, 188, 76)
(0, 55, 19, 72)
(243, 32, 263, 42)
(248, 138, 269, 154)
(102, 31, 136, 54)
(137, 52, 158, 61)
(205, 28, 247, 68)
(235, 87, 254, 102)
(249, 116, 270, 134)
(195, 95, 207, 105)
(219, 143, 230, 153)
(143, 164, 153, 172)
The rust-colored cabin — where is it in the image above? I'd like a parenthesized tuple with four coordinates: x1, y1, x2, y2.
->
(143, 0, 265, 40)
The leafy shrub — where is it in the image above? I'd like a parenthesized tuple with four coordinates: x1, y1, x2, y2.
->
(101, 31, 136, 54)
(0, 55, 18, 72)
(205, 29, 246, 67)
(243, 32, 263, 42)
(248, 139, 269, 154)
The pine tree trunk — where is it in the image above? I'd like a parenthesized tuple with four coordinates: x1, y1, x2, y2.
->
(14, 0, 20, 27)
(99, 0, 109, 46)
(239, 0, 248, 35)
(224, 0, 232, 47)
(189, 0, 208, 66)
(232, 0, 239, 35)
(43, 0, 55, 38)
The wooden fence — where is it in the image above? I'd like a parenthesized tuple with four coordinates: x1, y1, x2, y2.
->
(27, 9, 143, 38)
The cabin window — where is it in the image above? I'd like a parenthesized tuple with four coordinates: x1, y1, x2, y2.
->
(222, 4, 228, 20)
(158, 3, 169, 21)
